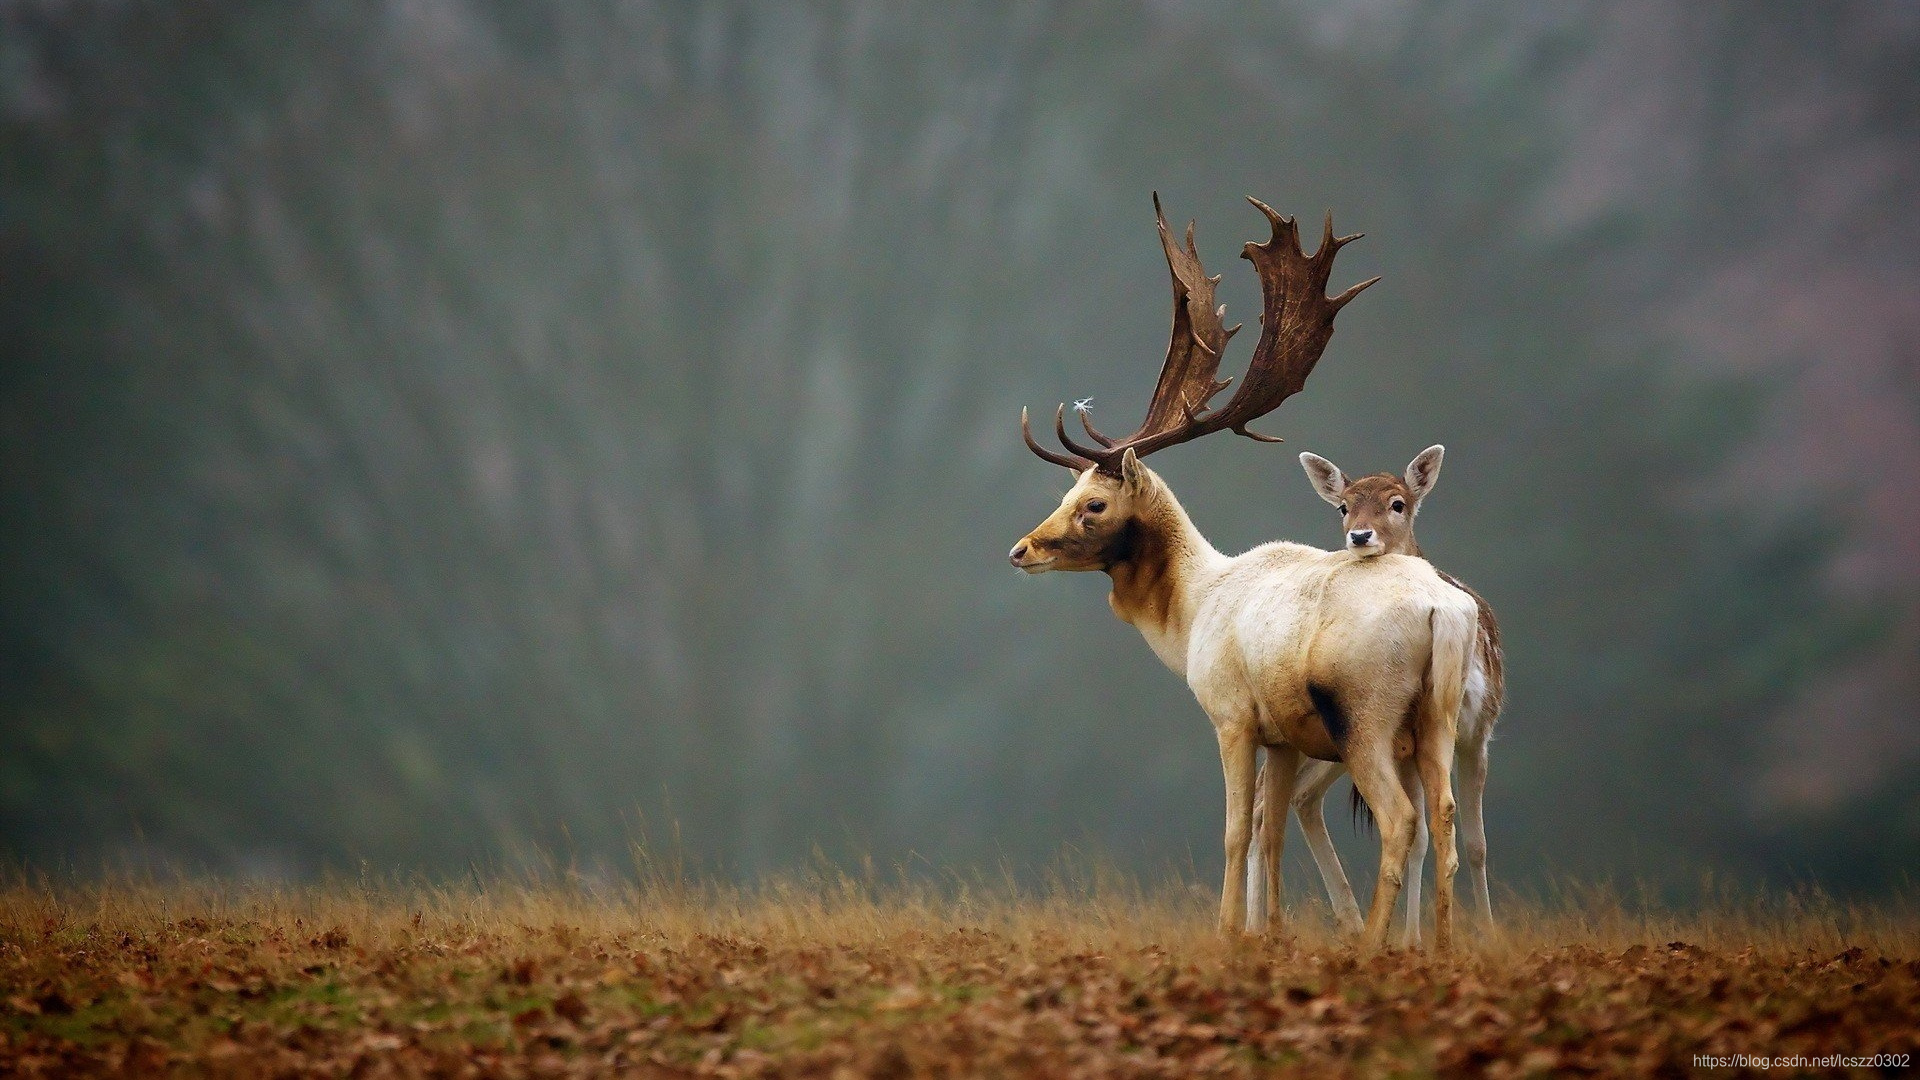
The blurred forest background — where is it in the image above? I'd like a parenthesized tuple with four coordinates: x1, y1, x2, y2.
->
(3, 1, 1916, 897)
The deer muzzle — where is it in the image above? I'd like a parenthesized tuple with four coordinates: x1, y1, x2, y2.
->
(1009, 539, 1055, 573)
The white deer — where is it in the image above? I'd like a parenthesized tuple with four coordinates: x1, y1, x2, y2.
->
(1245, 446, 1506, 944)
(1010, 196, 1478, 951)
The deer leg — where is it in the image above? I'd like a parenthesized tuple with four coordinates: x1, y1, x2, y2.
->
(1290, 760, 1364, 932)
(1457, 734, 1493, 928)
(1417, 726, 1460, 954)
(1246, 754, 1268, 932)
(1345, 743, 1417, 953)
(1216, 727, 1259, 934)
(1259, 744, 1302, 937)
(1398, 758, 1427, 949)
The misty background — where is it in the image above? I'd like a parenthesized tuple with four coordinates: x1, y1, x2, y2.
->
(3, 2, 1916, 897)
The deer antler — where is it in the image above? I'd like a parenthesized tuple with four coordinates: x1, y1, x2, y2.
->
(1023, 195, 1378, 475)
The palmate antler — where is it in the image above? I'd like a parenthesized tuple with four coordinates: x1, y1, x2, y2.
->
(1023, 194, 1379, 475)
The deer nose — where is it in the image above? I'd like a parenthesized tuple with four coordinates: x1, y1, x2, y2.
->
(1009, 542, 1029, 565)
(1347, 529, 1374, 547)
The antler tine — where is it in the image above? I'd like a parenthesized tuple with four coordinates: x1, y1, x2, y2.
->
(1311, 212, 1370, 293)
(1231, 423, 1287, 444)
(1078, 410, 1117, 447)
(1246, 196, 1303, 256)
(1053, 404, 1108, 461)
(1330, 274, 1381, 312)
(1022, 407, 1091, 471)
(1314, 211, 1362, 255)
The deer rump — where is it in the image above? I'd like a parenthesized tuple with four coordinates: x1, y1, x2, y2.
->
(1188, 546, 1474, 767)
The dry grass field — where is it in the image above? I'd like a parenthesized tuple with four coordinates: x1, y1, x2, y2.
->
(2, 864, 1916, 1077)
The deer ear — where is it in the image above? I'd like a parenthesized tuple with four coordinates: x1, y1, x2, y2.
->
(1299, 452, 1347, 506)
(1118, 448, 1149, 493)
(1405, 444, 1444, 503)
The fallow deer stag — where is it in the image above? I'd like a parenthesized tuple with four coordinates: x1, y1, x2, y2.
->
(1009, 195, 1479, 951)
(1245, 446, 1507, 945)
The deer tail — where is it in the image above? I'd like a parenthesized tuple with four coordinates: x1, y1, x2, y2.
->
(1427, 601, 1474, 750)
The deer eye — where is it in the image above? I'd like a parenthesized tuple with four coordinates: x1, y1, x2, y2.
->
(1391, 499, 1406, 513)
(1338, 504, 1348, 516)
(1084, 499, 1107, 515)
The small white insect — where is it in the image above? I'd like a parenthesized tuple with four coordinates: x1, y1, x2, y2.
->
(1072, 397, 1095, 414)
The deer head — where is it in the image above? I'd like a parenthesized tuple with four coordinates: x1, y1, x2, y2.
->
(1012, 195, 1377, 573)
(1008, 448, 1155, 573)
(1299, 445, 1444, 557)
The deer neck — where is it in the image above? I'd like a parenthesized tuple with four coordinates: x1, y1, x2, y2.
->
(1102, 480, 1216, 672)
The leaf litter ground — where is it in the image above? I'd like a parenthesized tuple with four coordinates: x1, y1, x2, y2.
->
(1, 872, 1915, 1077)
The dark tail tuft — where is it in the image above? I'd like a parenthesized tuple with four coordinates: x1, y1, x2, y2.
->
(1349, 779, 1374, 833)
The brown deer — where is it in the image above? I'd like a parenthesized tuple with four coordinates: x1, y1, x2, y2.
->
(1246, 447, 1506, 944)
(1009, 196, 1478, 951)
